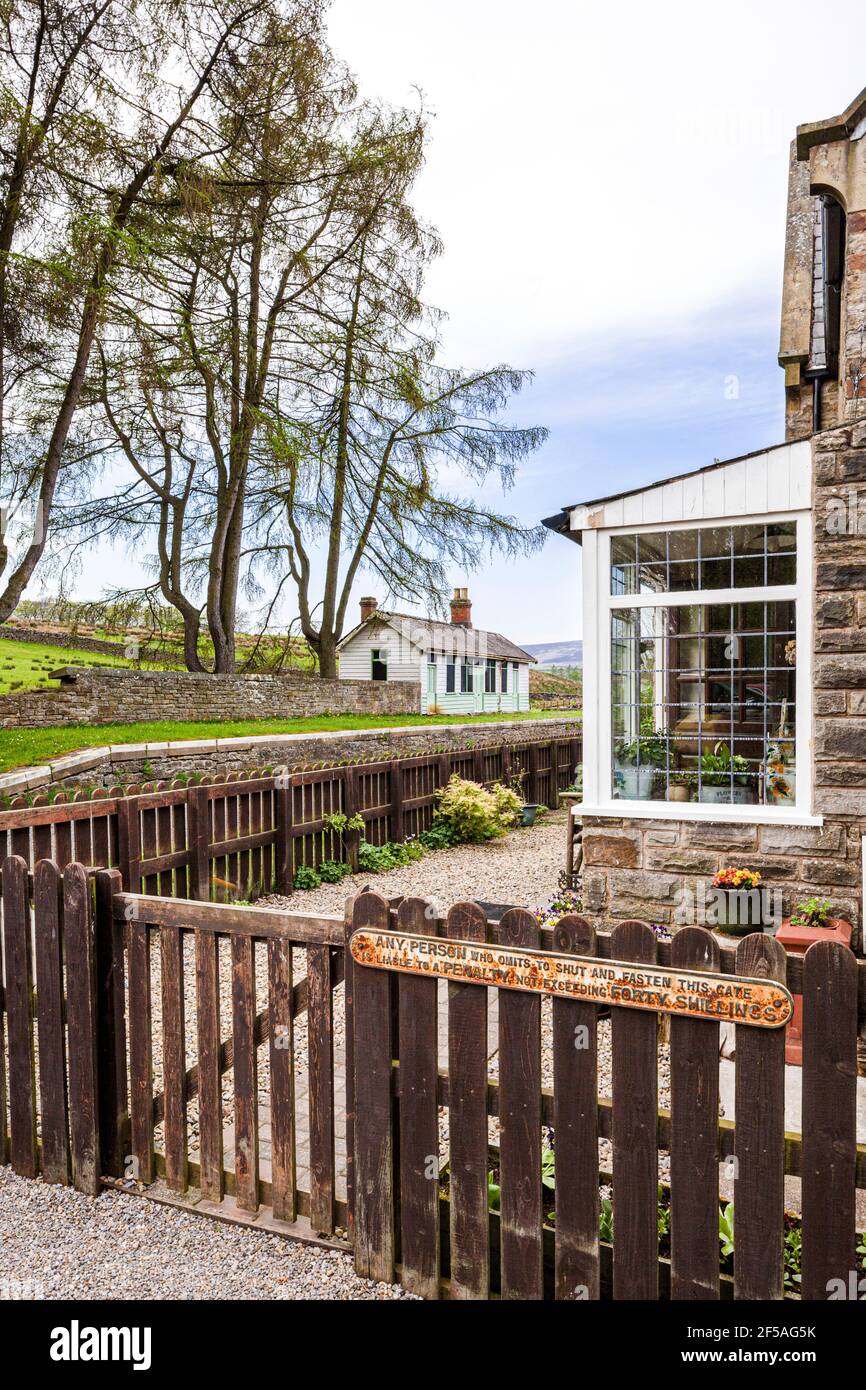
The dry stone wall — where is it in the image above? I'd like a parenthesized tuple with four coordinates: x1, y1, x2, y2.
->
(0, 667, 420, 729)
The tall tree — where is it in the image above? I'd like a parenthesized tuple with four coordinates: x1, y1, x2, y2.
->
(72, 11, 427, 670)
(0, 0, 286, 620)
(255, 194, 548, 677)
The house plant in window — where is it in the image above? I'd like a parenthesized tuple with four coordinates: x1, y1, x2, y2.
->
(698, 742, 755, 805)
(614, 728, 667, 800)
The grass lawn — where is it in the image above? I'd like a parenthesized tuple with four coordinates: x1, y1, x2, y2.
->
(0, 708, 577, 774)
(0, 637, 175, 694)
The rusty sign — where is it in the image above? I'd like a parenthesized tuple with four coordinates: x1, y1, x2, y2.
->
(349, 929, 794, 1028)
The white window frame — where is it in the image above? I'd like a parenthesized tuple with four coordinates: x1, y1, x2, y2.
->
(578, 509, 821, 826)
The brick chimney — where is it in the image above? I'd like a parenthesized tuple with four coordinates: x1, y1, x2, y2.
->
(450, 587, 472, 628)
(360, 596, 378, 622)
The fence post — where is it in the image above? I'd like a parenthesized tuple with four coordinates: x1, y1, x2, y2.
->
(438, 752, 451, 791)
(275, 772, 293, 894)
(528, 742, 540, 804)
(187, 784, 210, 901)
(344, 767, 360, 871)
(64, 863, 101, 1195)
(117, 795, 141, 894)
(472, 748, 484, 785)
(502, 742, 512, 787)
(94, 868, 130, 1179)
(390, 760, 404, 843)
(351, 891, 396, 1283)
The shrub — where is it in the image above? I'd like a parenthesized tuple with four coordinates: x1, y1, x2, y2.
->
(318, 859, 353, 884)
(419, 818, 459, 851)
(357, 838, 424, 873)
(490, 782, 522, 829)
(434, 775, 519, 844)
(293, 865, 322, 890)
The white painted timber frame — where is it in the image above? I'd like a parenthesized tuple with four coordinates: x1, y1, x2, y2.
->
(577, 495, 820, 827)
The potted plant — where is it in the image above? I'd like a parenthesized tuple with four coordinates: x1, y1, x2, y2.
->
(614, 732, 667, 800)
(707, 866, 767, 936)
(698, 742, 755, 805)
(666, 773, 692, 803)
(776, 899, 853, 1065)
(777, 898, 853, 950)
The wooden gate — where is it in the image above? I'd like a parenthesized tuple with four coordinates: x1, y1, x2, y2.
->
(348, 891, 865, 1300)
(0, 855, 350, 1241)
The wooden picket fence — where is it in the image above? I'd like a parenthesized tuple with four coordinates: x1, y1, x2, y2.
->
(349, 892, 866, 1301)
(5, 861, 860, 1300)
(0, 734, 581, 902)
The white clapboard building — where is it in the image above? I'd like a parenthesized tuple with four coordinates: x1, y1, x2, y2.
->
(337, 589, 535, 714)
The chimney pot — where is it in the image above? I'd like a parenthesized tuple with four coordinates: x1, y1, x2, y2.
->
(360, 596, 378, 622)
(450, 588, 472, 628)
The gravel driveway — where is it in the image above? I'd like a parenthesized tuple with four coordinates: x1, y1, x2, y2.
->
(0, 1169, 414, 1300)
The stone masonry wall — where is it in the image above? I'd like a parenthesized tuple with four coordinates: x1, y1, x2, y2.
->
(0, 667, 420, 729)
(581, 424, 866, 949)
(0, 716, 581, 794)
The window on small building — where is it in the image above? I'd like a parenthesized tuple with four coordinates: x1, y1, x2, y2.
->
(460, 660, 473, 694)
(485, 658, 496, 693)
(501, 661, 508, 692)
(371, 647, 387, 682)
(446, 659, 456, 693)
(607, 522, 801, 808)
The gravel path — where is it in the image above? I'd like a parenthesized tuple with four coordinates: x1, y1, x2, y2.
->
(0, 1169, 414, 1300)
(263, 814, 569, 918)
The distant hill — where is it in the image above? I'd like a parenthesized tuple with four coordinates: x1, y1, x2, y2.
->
(522, 640, 582, 668)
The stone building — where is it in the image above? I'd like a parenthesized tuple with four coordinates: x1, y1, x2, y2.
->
(543, 87, 866, 945)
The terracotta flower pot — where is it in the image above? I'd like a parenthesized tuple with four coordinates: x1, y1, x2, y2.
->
(776, 916, 853, 1066)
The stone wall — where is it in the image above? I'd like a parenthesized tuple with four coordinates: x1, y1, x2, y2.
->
(580, 424, 866, 948)
(0, 716, 581, 794)
(0, 625, 164, 661)
(0, 667, 420, 729)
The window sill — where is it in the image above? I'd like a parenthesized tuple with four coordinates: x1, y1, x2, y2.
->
(573, 802, 823, 827)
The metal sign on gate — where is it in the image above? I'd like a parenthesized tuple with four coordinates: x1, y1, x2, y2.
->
(350, 929, 794, 1028)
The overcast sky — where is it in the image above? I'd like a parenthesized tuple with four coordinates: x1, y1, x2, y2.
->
(77, 0, 866, 643)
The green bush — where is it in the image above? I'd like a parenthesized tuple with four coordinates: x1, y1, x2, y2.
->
(293, 865, 322, 890)
(318, 859, 353, 884)
(357, 838, 424, 873)
(434, 775, 522, 844)
(419, 818, 459, 851)
(490, 781, 522, 829)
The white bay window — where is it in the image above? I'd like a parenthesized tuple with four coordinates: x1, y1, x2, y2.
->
(580, 511, 816, 824)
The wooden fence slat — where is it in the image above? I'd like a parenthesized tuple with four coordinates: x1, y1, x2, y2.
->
(498, 906, 543, 1300)
(0, 869, 6, 1165)
(187, 786, 210, 901)
(734, 933, 787, 1301)
(34, 860, 70, 1185)
(397, 897, 441, 1299)
(308, 943, 335, 1235)
(195, 929, 223, 1202)
(127, 909, 153, 1183)
(231, 933, 259, 1212)
(352, 891, 396, 1283)
(268, 935, 296, 1222)
(94, 868, 129, 1178)
(801, 939, 858, 1301)
(551, 914, 599, 1300)
(446, 900, 490, 1300)
(3, 855, 37, 1176)
(670, 926, 720, 1300)
(161, 924, 188, 1192)
(275, 780, 293, 894)
(343, 900, 357, 1241)
(610, 919, 659, 1300)
(64, 863, 100, 1194)
(118, 797, 141, 894)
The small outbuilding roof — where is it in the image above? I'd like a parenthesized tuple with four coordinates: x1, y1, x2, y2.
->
(338, 610, 535, 663)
